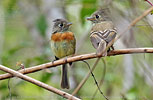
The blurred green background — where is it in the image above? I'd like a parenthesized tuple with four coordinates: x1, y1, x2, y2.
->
(0, 0, 153, 100)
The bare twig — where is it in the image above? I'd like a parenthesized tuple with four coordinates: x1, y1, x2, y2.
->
(145, 0, 153, 6)
(8, 78, 12, 100)
(72, 58, 100, 95)
(118, 6, 153, 39)
(0, 48, 153, 80)
(91, 59, 106, 100)
(83, 60, 108, 100)
(7, 62, 25, 100)
(0, 65, 80, 100)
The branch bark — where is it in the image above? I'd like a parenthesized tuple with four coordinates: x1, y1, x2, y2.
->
(0, 48, 153, 80)
(0, 65, 80, 100)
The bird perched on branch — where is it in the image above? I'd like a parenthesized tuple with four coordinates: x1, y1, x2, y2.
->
(50, 19, 76, 89)
(87, 8, 117, 55)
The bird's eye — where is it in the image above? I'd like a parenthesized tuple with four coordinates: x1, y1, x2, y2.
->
(59, 23, 63, 27)
(95, 15, 99, 19)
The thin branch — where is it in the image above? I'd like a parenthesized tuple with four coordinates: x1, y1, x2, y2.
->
(108, 48, 153, 55)
(0, 48, 153, 80)
(71, 47, 153, 95)
(91, 59, 106, 100)
(83, 60, 108, 100)
(0, 65, 80, 100)
(72, 58, 100, 95)
(145, 0, 153, 6)
(118, 6, 153, 39)
(8, 78, 12, 100)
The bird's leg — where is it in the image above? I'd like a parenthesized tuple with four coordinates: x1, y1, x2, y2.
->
(52, 56, 59, 64)
(111, 45, 114, 50)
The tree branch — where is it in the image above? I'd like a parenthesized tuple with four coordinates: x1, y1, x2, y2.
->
(118, 6, 153, 39)
(0, 65, 80, 100)
(0, 48, 153, 80)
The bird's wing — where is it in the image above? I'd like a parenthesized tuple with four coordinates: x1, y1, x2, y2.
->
(90, 31, 103, 49)
(90, 31, 107, 56)
(100, 29, 117, 43)
(96, 39, 107, 56)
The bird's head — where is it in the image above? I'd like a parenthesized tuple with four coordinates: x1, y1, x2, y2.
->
(52, 19, 72, 33)
(86, 8, 111, 23)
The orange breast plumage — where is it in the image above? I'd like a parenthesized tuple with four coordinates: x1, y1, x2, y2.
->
(51, 32, 74, 42)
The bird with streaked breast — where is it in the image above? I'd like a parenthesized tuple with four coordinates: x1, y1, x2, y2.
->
(50, 19, 76, 89)
(87, 8, 117, 55)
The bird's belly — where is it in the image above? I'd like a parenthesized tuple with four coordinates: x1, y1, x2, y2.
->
(50, 40, 75, 58)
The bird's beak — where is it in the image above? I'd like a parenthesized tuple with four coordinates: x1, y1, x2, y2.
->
(86, 17, 95, 21)
(67, 22, 72, 26)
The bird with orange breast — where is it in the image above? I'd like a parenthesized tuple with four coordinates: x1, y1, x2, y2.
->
(50, 19, 76, 89)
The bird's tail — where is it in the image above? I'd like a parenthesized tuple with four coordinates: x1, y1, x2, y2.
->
(97, 40, 107, 56)
(61, 64, 69, 89)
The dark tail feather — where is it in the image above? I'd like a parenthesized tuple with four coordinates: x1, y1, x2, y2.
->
(61, 64, 69, 89)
